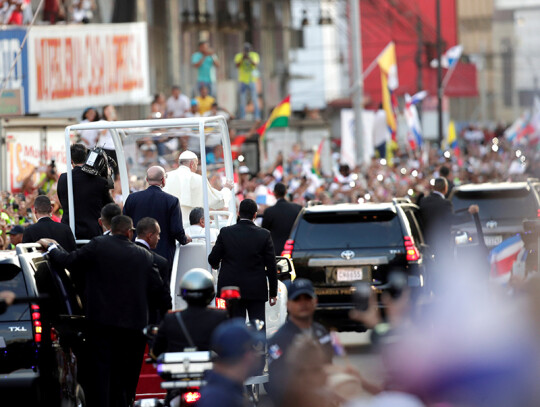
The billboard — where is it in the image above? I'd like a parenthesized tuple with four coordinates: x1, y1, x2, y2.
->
(0, 28, 29, 113)
(27, 22, 150, 112)
(6, 129, 68, 193)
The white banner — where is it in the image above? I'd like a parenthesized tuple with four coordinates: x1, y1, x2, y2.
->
(27, 23, 150, 112)
(6, 130, 68, 192)
(340, 109, 375, 167)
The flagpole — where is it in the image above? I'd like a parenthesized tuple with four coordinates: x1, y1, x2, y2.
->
(436, 0, 443, 146)
(441, 62, 458, 90)
(351, 42, 393, 97)
(350, 0, 364, 165)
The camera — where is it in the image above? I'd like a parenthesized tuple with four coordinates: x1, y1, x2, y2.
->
(81, 147, 117, 189)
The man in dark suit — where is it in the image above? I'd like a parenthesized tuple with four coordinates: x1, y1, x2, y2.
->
(419, 177, 478, 260)
(439, 165, 454, 198)
(123, 166, 191, 275)
(209, 199, 277, 327)
(38, 215, 171, 407)
(57, 143, 113, 240)
(135, 217, 171, 324)
(262, 182, 302, 255)
(22, 195, 77, 251)
(98, 203, 121, 235)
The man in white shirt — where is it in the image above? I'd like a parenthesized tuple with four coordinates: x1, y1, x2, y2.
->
(186, 207, 218, 243)
(166, 86, 191, 118)
(163, 150, 233, 225)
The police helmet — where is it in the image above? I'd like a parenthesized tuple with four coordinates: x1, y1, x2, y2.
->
(179, 268, 215, 306)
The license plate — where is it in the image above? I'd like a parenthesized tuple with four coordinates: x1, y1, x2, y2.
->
(484, 235, 503, 246)
(336, 268, 364, 282)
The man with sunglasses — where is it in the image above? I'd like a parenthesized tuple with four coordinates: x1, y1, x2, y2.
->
(266, 279, 334, 405)
(124, 166, 191, 272)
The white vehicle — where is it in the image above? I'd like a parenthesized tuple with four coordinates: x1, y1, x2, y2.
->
(63, 116, 290, 336)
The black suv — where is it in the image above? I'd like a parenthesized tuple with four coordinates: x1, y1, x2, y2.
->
(0, 244, 85, 406)
(450, 179, 540, 248)
(282, 199, 427, 331)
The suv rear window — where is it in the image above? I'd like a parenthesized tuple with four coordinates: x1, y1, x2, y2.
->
(452, 188, 538, 220)
(0, 265, 29, 322)
(294, 211, 403, 249)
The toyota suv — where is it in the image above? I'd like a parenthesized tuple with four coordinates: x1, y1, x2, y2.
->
(450, 179, 540, 248)
(0, 244, 85, 406)
(282, 200, 428, 331)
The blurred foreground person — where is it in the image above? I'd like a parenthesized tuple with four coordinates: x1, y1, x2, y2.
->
(39, 215, 171, 407)
(0, 291, 15, 315)
(198, 319, 262, 407)
(267, 279, 333, 405)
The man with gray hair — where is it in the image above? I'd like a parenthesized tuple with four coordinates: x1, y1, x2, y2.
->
(163, 150, 233, 224)
(186, 207, 218, 243)
(124, 166, 191, 270)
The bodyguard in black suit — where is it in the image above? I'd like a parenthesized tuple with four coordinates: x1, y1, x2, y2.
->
(135, 217, 172, 324)
(57, 143, 113, 240)
(419, 177, 478, 260)
(23, 195, 76, 252)
(123, 166, 191, 273)
(209, 199, 277, 325)
(262, 182, 302, 255)
(39, 215, 171, 407)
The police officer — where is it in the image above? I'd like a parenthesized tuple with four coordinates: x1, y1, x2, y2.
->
(152, 268, 227, 356)
(198, 319, 262, 407)
(267, 279, 334, 405)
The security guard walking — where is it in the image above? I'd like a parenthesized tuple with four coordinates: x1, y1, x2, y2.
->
(267, 279, 334, 405)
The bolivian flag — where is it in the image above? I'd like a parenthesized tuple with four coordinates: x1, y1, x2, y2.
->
(257, 95, 291, 141)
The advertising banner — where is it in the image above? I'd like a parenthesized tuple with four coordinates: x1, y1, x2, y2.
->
(6, 129, 68, 193)
(0, 28, 29, 113)
(27, 22, 150, 112)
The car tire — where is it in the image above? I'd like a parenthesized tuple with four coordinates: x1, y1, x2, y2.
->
(75, 384, 86, 407)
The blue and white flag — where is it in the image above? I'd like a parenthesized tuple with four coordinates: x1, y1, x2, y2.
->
(430, 45, 463, 69)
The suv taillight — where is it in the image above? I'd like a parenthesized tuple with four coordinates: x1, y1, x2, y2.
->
(31, 304, 42, 343)
(404, 236, 420, 262)
(537, 209, 540, 218)
(281, 239, 294, 258)
(183, 391, 201, 403)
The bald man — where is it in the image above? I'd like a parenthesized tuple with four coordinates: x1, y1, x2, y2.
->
(124, 166, 191, 271)
(163, 150, 233, 225)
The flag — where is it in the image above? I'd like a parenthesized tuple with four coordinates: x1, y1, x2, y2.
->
(256, 95, 291, 141)
(430, 45, 463, 69)
(378, 42, 399, 142)
(489, 235, 525, 284)
(404, 91, 427, 150)
(312, 138, 324, 176)
(446, 120, 461, 162)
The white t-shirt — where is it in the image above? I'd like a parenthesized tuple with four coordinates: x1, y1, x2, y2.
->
(79, 119, 100, 147)
(166, 94, 191, 118)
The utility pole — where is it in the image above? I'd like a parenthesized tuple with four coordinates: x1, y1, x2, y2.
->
(350, 0, 364, 165)
(436, 0, 443, 146)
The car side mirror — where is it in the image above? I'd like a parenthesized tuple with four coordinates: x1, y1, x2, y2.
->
(454, 231, 470, 246)
(276, 256, 295, 281)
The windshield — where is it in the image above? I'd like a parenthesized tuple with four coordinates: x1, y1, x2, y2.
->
(295, 211, 403, 249)
(452, 188, 538, 220)
(0, 265, 29, 322)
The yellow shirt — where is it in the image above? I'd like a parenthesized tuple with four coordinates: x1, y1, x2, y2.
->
(234, 52, 260, 84)
(196, 95, 216, 115)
